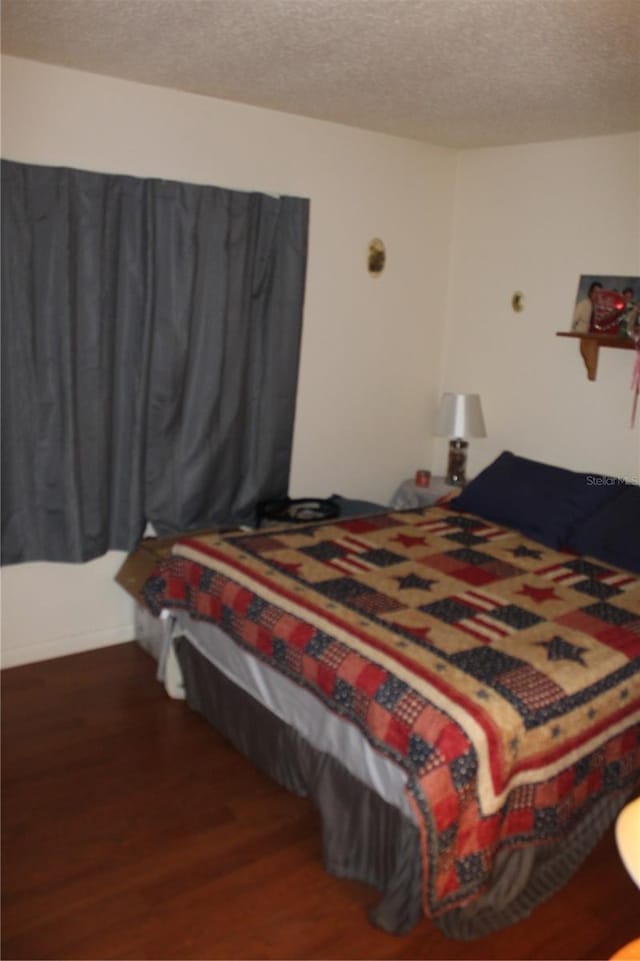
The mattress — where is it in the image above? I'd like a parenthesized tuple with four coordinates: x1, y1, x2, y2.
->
(167, 611, 414, 819)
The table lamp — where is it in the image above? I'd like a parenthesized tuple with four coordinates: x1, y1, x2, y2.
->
(434, 392, 486, 486)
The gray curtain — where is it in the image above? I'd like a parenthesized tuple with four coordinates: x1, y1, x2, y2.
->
(1, 160, 309, 564)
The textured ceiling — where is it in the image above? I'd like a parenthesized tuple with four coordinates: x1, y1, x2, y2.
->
(2, 0, 639, 148)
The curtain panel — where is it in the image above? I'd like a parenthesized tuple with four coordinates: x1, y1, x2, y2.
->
(1, 160, 309, 564)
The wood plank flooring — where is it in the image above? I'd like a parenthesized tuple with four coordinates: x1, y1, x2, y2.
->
(2, 641, 638, 960)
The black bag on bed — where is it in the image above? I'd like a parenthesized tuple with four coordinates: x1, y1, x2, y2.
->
(257, 496, 341, 525)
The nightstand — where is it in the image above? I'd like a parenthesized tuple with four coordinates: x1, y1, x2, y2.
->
(390, 476, 460, 509)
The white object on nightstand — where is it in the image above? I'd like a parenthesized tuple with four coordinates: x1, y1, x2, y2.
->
(390, 476, 459, 509)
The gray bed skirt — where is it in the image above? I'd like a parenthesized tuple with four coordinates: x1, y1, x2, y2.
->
(175, 635, 633, 939)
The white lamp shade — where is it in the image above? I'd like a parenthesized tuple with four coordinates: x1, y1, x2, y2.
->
(434, 393, 487, 439)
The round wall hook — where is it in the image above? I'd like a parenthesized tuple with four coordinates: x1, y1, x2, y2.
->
(368, 238, 386, 275)
(511, 291, 525, 312)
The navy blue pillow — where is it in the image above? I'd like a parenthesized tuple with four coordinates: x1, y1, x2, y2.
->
(449, 451, 626, 549)
(566, 484, 640, 573)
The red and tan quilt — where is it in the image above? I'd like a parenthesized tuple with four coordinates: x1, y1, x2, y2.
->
(142, 506, 640, 918)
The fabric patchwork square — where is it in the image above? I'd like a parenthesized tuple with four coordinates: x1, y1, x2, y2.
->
(581, 601, 638, 627)
(375, 674, 409, 709)
(534, 806, 560, 839)
(360, 547, 405, 567)
(304, 631, 333, 658)
(301, 541, 347, 562)
(456, 852, 485, 885)
(603, 759, 626, 792)
(453, 564, 505, 586)
(247, 595, 269, 619)
(595, 623, 640, 659)
(333, 676, 354, 710)
(574, 755, 591, 784)
(317, 576, 371, 602)
(412, 703, 453, 743)
(507, 783, 536, 810)
(486, 604, 544, 630)
(420, 597, 480, 623)
(450, 749, 478, 789)
(197, 568, 215, 591)
(419, 552, 470, 575)
(272, 637, 287, 664)
(395, 690, 428, 726)
(571, 577, 625, 601)
(478, 558, 524, 581)
(352, 660, 388, 695)
(386, 715, 411, 755)
(261, 605, 289, 633)
(318, 576, 403, 615)
(274, 617, 316, 650)
(316, 661, 338, 696)
(351, 687, 370, 724)
(503, 806, 535, 836)
(318, 640, 350, 671)
(448, 547, 496, 566)
(426, 765, 458, 831)
(284, 643, 303, 674)
(354, 589, 406, 616)
(555, 608, 607, 639)
(497, 664, 566, 716)
(450, 646, 524, 683)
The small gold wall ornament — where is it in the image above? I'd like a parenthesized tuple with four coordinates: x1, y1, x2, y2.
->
(511, 291, 525, 312)
(368, 238, 386, 275)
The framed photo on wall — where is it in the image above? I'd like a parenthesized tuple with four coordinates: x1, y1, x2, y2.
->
(571, 274, 640, 337)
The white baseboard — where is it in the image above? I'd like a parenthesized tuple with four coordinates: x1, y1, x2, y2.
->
(0, 624, 135, 668)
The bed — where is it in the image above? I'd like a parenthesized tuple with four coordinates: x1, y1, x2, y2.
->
(132, 453, 640, 939)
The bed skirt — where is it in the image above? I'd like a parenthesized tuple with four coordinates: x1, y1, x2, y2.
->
(174, 634, 634, 939)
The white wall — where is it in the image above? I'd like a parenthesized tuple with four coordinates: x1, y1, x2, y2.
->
(3, 58, 638, 668)
(0, 56, 456, 666)
(438, 134, 640, 482)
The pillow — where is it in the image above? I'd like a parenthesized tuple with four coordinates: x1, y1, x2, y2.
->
(566, 484, 640, 573)
(449, 451, 626, 549)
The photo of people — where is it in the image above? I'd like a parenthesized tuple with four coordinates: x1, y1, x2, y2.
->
(571, 274, 640, 338)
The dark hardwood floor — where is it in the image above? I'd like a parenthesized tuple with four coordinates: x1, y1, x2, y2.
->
(2, 641, 638, 961)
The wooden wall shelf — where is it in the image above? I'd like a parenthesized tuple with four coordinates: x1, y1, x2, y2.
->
(556, 331, 636, 381)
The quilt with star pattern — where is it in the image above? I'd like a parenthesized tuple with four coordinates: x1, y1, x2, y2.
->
(142, 505, 640, 919)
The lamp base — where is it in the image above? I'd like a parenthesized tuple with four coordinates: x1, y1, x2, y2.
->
(446, 438, 468, 486)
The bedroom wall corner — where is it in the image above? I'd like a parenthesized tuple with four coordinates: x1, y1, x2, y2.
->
(438, 131, 640, 483)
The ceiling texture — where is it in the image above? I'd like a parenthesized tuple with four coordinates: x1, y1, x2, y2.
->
(1, 0, 639, 148)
